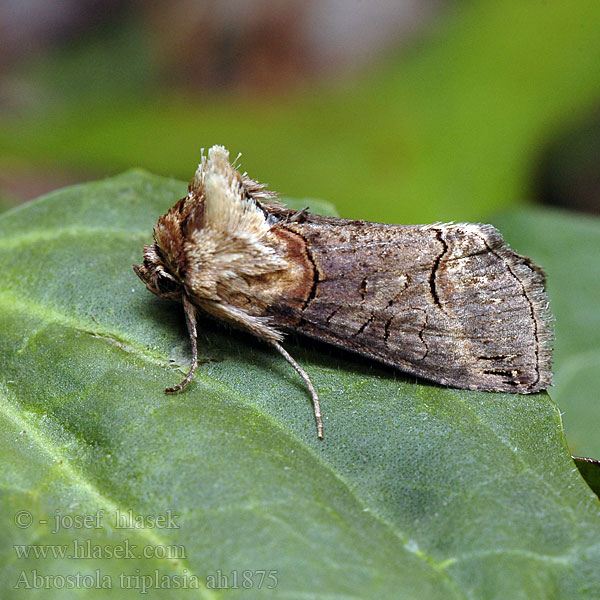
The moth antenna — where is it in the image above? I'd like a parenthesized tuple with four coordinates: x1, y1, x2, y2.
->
(166, 295, 199, 394)
(271, 341, 323, 440)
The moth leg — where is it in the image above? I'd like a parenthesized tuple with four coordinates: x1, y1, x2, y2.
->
(271, 341, 323, 440)
(166, 295, 198, 394)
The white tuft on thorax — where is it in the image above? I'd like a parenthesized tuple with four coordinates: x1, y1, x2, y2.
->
(184, 146, 288, 302)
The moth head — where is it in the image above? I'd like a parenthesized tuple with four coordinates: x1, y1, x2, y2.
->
(134, 145, 287, 303)
(133, 243, 183, 300)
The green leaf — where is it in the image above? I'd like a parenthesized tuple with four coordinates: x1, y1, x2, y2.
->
(1, 173, 599, 599)
(493, 208, 600, 460)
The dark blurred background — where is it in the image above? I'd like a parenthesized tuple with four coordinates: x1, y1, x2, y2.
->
(2, 0, 600, 458)
(1, 0, 599, 222)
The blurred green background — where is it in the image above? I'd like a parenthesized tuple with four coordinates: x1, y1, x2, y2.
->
(1, 0, 600, 455)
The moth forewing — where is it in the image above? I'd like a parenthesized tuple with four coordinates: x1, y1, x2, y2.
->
(134, 145, 553, 440)
(262, 215, 553, 395)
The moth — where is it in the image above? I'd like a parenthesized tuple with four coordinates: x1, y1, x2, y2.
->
(134, 145, 553, 439)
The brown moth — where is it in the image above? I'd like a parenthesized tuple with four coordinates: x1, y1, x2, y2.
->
(134, 145, 553, 439)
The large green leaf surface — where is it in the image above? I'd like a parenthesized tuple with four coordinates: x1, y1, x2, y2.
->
(1, 173, 599, 599)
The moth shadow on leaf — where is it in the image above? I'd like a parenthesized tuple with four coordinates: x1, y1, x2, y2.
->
(140, 290, 442, 397)
(274, 331, 433, 390)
